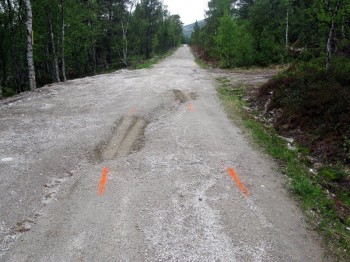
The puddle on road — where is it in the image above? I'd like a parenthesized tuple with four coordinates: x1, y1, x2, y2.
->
(95, 115, 148, 162)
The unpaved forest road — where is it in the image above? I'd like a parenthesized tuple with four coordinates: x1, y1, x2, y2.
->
(1, 46, 327, 261)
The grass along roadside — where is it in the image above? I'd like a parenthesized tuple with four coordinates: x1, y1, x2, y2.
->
(216, 76, 350, 261)
(194, 57, 209, 69)
(131, 47, 179, 69)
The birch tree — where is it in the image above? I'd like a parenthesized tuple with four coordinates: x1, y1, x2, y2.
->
(324, 0, 344, 72)
(120, 0, 138, 66)
(1, 0, 182, 95)
(24, 0, 36, 90)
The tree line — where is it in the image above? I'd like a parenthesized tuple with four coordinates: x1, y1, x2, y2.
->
(0, 0, 183, 96)
(191, 0, 350, 70)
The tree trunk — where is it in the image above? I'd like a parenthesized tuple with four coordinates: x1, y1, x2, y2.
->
(146, 27, 151, 59)
(24, 0, 36, 91)
(120, 0, 136, 67)
(47, 4, 60, 83)
(326, 19, 335, 72)
(121, 21, 128, 66)
(325, 0, 343, 72)
(61, 0, 67, 81)
(285, 6, 289, 54)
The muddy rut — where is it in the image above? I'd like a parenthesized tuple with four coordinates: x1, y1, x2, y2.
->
(99, 116, 148, 161)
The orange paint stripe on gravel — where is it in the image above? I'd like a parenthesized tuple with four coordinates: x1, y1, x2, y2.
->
(227, 167, 250, 196)
(188, 103, 195, 112)
(129, 106, 137, 115)
(98, 167, 109, 196)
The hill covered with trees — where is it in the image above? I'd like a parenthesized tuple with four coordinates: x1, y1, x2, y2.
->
(0, 0, 183, 96)
(182, 19, 205, 42)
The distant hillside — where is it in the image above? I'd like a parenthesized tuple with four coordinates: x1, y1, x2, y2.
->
(182, 20, 206, 40)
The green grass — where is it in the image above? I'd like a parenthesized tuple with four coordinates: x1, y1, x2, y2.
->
(217, 76, 350, 261)
(131, 48, 178, 69)
(194, 57, 210, 69)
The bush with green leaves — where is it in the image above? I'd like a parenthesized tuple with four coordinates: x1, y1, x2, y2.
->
(215, 12, 254, 68)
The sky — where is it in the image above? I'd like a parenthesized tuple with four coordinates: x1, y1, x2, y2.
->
(163, 0, 209, 25)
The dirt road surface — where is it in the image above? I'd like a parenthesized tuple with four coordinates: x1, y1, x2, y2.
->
(0, 46, 327, 261)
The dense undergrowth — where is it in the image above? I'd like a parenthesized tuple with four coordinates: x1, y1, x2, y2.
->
(257, 56, 350, 165)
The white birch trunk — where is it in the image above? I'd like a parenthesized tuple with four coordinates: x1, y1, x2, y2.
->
(285, 7, 289, 53)
(24, 0, 36, 90)
(120, 0, 137, 66)
(326, 20, 335, 72)
(325, 0, 343, 72)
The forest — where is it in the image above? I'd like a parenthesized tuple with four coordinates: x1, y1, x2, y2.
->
(0, 0, 183, 96)
(191, 0, 350, 164)
(191, 0, 350, 69)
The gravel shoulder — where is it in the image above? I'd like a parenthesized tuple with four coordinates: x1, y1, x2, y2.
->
(0, 46, 328, 261)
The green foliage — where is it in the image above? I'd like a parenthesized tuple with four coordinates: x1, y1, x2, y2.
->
(215, 13, 254, 67)
(218, 78, 350, 260)
(190, 21, 201, 46)
(131, 47, 177, 69)
(318, 166, 348, 182)
(0, 0, 183, 97)
(191, 0, 350, 70)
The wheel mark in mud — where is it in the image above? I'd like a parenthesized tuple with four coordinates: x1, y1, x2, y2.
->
(227, 167, 250, 196)
(99, 167, 109, 195)
(172, 89, 198, 104)
(94, 115, 148, 162)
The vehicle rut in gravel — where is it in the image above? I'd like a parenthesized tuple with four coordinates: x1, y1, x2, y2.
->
(96, 116, 148, 161)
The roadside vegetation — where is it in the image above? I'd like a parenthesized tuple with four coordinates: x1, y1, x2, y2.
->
(131, 47, 178, 69)
(189, 0, 350, 259)
(0, 0, 183, 97)
(217, 76, 350, 261)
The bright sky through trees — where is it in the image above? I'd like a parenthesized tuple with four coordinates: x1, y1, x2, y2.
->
(163, 0, 208, 25)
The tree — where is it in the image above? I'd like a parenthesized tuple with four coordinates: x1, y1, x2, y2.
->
(120, 0, 137, 66)
(191, 21, 200, 46)
(24, 0, 36, 90)
(215, 11, 254, 67)
(46, 2, 60, 82)
(317, 0, 347, 72)
(0, 0, 182, 95)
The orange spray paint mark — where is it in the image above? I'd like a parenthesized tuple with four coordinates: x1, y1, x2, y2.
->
(188, 103, 195, 112)
(129, 106, 137, 115)
(227, 167, 250, 196)
(98, 167, 109, 195)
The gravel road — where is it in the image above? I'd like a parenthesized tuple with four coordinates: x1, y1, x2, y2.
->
(0, 46, 328, 261)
